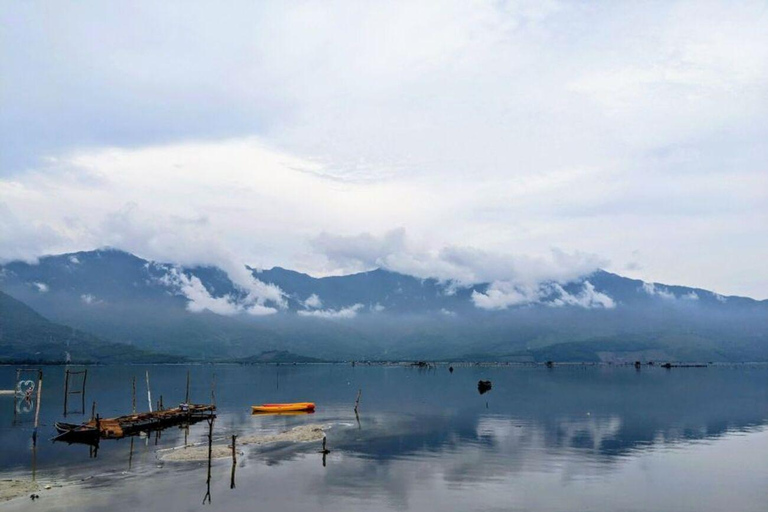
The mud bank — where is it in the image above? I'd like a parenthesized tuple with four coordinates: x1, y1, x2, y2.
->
(161, 424, 326, 462)
(0, 480, 39, 502)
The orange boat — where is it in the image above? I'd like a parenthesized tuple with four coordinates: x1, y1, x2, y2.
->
(251, 402, 315, 413)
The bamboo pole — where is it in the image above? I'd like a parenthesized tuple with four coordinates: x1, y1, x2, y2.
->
(146, 370, 153, 413)
(230, 434, 237, 489)
(202, 417, 214, 504)
(32, 370, 43, 446)
(81, 369, 87, 413)
(63, 369, 70, 416)
(13, 368, 20, 424)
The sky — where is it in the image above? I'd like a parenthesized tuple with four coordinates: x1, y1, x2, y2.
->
(1, 0, 767, 299)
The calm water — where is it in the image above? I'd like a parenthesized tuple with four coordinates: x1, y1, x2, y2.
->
(1, 364, 767, 511)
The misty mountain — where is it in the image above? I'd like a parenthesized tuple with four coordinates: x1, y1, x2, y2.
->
(1, 249, 766, 362)
(0, 290, 179, 363)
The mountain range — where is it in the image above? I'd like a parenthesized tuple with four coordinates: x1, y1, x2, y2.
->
(1, 248, 766, 362)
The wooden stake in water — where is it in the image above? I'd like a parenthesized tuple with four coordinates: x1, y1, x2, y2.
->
(132, 376, 136, 414)
(202, 417, 214, 504)
(146, 370, 153, 413)
(13, 368, 20, 424)
(230, 434, 237, 489)
(81, 369, 87, 413)
(63, 369, 70, 416)
(32, 370, 43, 446)
(354, 388, 362, 414)
(185, 370, 190, 404)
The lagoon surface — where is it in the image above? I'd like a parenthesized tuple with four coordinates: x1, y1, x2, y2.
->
(1, 364, 767, 511)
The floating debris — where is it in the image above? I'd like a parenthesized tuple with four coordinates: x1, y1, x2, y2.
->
(477, 380, 492, 395)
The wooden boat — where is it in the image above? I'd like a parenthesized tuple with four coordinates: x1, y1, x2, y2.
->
(251, 402, 315, 413)
(53, 403, 216, 443)
(54, 422, 99, 444)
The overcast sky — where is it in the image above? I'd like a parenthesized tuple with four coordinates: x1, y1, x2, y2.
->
(1, 0, 766, 298)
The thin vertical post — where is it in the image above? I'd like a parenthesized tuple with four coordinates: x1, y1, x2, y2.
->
(81, 369, 87, 413)
(91, 401, 96, 421)
(230, 434, 237, 489)
(211, 373, 216, 407)
(13, 368, 20, 424)
(32, 370, 43, 446)
(185, 370, 190, 404)
(146, 371, 153, 413)
(132, 376, 136, 414)
(63, 369, 70, 416)
(202, 417, 214, 504)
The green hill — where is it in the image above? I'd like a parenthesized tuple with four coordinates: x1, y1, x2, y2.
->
(0, 290, 181, 364)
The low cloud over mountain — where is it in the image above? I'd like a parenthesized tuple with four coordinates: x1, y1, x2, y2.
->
(1, 249, 765, 362)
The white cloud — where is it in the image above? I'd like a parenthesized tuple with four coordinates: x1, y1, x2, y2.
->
(32, 282, 48, 293)
(1, 0, 767, 298)
(80, 293, 99, 304)
(159, 267, 278, 317)
(549, 282, 616, 309)
(297, 303, 364, 319)
(313, 229, 606, 287)
(303, 293, 322, 309)
(472, 283, 541, 310)
(472, 280, 615, 311)
(641, 282, 676, 300)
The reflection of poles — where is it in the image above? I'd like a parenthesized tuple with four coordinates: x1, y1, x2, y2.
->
(202, 417, 214, 505)
(230, 435, 237, 489)
(31, 438, 37, 482)
(128, 437, 134, 470)
(32, 371, 43, 446)
(319, 435, 330, 468)
(354, 388, 362, 429)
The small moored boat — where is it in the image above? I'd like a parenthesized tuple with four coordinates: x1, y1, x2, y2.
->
(251, 402, 315, 413)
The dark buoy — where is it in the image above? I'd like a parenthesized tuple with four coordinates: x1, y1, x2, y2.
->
(477, 380, 492, 395)
(634, 361, 642, 369)
(545, 361, 554, 368)
(449, 366, 454, 373)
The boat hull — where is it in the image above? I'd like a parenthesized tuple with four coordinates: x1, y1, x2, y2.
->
(251, 402, 315, 413)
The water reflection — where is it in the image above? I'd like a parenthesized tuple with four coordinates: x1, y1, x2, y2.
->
(0, 364, 766, 512)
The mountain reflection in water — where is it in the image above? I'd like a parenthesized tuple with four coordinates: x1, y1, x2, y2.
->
(0, 364, 766, 512)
